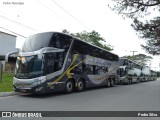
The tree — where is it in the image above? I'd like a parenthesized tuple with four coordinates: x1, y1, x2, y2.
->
(132, 17, 160, 55)
(108, 0, 160, 55)
(62, 29, 113, 51)
(122, 54, 153, 66)
(108, 0, 160, 18)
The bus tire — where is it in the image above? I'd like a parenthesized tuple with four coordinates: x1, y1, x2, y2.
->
(130, 79, 132, 84)
(65, 80, 74, 94)
(110, 79, 114, 87)
(106, 80, 111, 87)
(136, 79, 139, 83)
(76, 79, 85, 92)
(126, 80, 130, 85)
(129, 80, 131, 84)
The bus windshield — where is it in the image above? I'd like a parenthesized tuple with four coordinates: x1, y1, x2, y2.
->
(15, 56, 43, 79)
(119, 68, 125, 77)
(15, 51, 65, 79)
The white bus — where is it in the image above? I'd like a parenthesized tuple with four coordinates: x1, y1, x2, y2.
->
(6, 32, 119, 94)
(141, 66, 151, 82)
(119, 58, 142, 84)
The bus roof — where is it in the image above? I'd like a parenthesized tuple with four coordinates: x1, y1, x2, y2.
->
(25, 31, 119, 59)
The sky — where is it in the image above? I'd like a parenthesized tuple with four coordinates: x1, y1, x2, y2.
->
(0, 0, 159, 71)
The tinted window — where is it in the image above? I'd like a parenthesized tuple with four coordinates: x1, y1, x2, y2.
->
(84, 64, 94, 74)
(22, 32, 53, 52)
(15, 56, 43, 79)
(22, 32, 72, 52)
(49, 33, 72, 51)
(119, 59, 124, 66)
(72, 39, 118, 61)
(71, 65, 82, 74)
(93, 65, 100, 75)
(44, 52, 64, 74)
(82, 64, 102, 75)
(124, 60, 128, 65)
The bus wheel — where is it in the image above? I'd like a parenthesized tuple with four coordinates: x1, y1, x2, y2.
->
(106, 80, 111, 87)
(76, 79, 85, 92)
(126, 80, 130, 85)
(129, 80, 132, 84)
(65, 80, 74, 94)
(110, 79, 114, 87)
(136, 79, 139, 83)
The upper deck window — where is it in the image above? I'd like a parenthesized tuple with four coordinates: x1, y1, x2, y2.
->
(22, 32, 72, 52)
(72, 39, 118, 61)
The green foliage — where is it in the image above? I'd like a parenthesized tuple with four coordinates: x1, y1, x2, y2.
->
(132, 17, 160, 55)
(122, 54, 153, 66)
(0, 72, 13, 92)
(108, 0, 160, 55)
(108, 0, 160, 19)
(62, 29, 113, 51)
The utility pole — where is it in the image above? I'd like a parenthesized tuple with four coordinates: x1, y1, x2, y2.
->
(130, 51, 138, 56)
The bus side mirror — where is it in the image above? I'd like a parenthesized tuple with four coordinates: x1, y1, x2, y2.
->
(5, 51, 19, 63)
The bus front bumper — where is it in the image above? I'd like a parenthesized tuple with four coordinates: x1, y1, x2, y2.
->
(13, 83, 47, 94)
(13, 82, 65, 94)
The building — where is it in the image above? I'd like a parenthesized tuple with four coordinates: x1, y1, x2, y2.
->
(0, 31, 17, 71)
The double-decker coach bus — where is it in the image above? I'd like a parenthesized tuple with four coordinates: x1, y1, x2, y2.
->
(6, 32, 119, 94)
(119, 58, 142, 84)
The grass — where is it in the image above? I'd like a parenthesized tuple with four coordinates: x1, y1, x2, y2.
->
(0, 72, 14, 92)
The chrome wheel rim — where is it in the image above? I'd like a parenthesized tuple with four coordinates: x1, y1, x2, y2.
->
(78, 81, 83, 90)
(66, 81, 73, 92)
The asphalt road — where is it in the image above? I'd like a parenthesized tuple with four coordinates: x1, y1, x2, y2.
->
(0, 79, 160, 120)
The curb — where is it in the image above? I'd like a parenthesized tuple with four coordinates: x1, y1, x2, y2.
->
(0, 92, 19, 97)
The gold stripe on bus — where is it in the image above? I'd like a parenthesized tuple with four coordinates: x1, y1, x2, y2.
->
(48, 54, 79, 87)
(48, 55, 93, 87)
(94, 74, 109, 81)
(66, 55, 93, 78)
